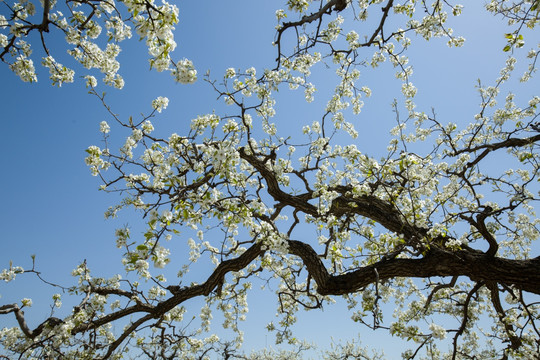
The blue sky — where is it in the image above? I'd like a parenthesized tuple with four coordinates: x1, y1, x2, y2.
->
(1, 1, 539, 357)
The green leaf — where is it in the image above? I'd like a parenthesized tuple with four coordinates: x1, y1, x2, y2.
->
(519, 153, 533, 162)
(503, 45, 512, 52)
(128, 254, 139, 264)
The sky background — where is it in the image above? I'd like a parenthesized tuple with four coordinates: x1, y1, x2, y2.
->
(1, 1, 539, 358)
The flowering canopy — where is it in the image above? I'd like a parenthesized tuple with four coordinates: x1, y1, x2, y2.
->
(0, 0, 196, 87)
(1, 0, 540, 359)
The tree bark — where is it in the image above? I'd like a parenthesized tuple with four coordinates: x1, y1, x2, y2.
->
(288, 240, 540, 295)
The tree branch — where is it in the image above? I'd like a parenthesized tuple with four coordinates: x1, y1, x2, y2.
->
(287, 240, 540, 296)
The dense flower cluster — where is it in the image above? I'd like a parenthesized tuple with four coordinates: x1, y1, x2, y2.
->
(0, 0, 191, 87)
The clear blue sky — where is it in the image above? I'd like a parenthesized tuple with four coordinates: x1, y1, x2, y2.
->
(1, 1, 538, 357)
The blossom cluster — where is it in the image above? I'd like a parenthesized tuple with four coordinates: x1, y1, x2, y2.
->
(1, 0, 195, 87)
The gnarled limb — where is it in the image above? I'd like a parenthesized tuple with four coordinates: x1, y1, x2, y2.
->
(287, 240, 540, 296)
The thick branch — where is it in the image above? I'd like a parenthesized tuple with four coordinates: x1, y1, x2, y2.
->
(452, 133, 540, 171)
(39, 0, 51, 32)
(159, 242, 264, 314)
(0, 304, 34, 338)
(73, 242, 264, 336)
(487, 282, 522, 350)
(362, 0, 394, 46)
(329, 191, 424, 239)
(288, 240, 540, 295)
(240, 148, 426, 242)
(0, 304, 61, 339)
(238, 148, 316, 214)
(475, 207, 498, 256)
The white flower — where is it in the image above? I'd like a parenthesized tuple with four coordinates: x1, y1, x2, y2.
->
(100, 121, 110, 134)
(141, 120, 154, 134)
(10, 55, 37, 83)
(0, 266, 24, 282)
(171, 59, 197, 84)
(162, 210, 173, 222)
(84, 75, 97, 88)
(401, 82, 417, 98)
(152, 96, 169, 113)
(429, 323, 447, 339)
(52, 294, 62, 308)
(0, 33, 7, 47)
(225, 68, 236, 78)
(275, 9, 287, 20)
(42, 56, 74, 86)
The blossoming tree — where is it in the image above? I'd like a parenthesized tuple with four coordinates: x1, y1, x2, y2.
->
(1, 0, 540, 359)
